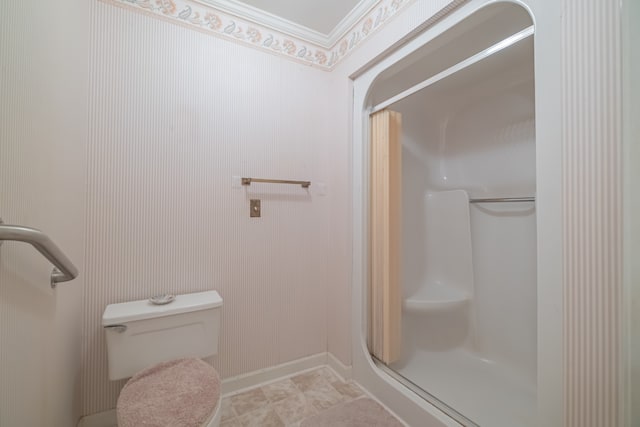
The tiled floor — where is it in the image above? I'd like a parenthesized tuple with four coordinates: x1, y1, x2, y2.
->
(221, 367, 366, 427)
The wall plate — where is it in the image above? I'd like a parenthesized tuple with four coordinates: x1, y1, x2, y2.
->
(250, 199, 261, 217)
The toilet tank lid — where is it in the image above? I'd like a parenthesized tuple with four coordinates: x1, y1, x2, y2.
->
(102, 291, 222, 326)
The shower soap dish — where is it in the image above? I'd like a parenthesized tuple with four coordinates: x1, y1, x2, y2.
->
(149, 294, 175, 305)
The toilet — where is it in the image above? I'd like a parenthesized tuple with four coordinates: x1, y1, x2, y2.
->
(103, 290, 223, 427)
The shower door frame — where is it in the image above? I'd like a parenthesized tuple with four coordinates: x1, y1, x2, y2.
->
(349, 1, 563, 426)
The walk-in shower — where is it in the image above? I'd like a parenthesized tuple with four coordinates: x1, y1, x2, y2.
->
(361, 3, 537, 426)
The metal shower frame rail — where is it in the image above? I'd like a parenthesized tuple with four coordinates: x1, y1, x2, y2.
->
(0, 219, 78, 288)
(370, 25, 535, 114)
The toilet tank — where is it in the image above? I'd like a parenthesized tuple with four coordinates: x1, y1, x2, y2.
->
(102, 290, 222, 381)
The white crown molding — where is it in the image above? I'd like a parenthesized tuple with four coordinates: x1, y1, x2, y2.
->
(99, 0, 464, 70)
(197, 0, 380, 49)
(196, 0, 331, 47)
(325, 0, 380, 47)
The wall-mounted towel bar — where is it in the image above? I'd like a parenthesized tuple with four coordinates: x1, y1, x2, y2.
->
(241, 177, 311, 188)
(469, 197, 535, 203)
(0, 219, 78, 288)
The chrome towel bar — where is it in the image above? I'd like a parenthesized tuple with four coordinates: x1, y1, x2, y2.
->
(469, 197, 535, 203)
(241, 177, 311, 188)
(0, 219, 78, 288)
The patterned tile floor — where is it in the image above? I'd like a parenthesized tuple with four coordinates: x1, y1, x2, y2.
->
(221, 367, 366, 427)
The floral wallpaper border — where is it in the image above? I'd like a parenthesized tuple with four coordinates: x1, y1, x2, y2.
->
(101, 0, 460, 70)
(100, 0, 468, 71)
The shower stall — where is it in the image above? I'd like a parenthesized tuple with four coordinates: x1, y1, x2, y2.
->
(356, 3, 538, 426)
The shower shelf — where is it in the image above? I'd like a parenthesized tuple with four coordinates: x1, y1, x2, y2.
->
(403, 282, 470, 314)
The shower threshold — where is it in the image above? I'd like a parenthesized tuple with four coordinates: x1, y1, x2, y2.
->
(377, 348, 536, 427)
(373, 356, 478, 427)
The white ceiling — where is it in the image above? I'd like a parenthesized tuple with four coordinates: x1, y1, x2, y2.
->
(236, 0, 363, 35)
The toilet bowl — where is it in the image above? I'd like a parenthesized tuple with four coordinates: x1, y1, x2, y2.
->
(103, 291, 223, 427)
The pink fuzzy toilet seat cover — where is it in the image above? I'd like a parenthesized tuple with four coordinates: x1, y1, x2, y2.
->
(117, 358, 220, 427)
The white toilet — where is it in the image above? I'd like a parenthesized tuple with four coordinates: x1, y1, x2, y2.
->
(103, 290, 223, 427)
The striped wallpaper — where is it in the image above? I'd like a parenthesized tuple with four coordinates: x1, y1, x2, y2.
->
(0, 0, 88, 425)
(81, 0, 332, 415)
(562, 0, 624, 425)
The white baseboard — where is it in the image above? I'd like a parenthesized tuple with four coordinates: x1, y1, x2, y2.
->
(221, 352, 328, 396)
(221, 352, 353, 397)
(77, 409, 116, 427)
(326, 352, 352, 381)
(77, 352, 354, 426)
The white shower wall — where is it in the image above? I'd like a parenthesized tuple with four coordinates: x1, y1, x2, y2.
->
(81, 0, 334, 416)
(397, 74, 537, 384)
